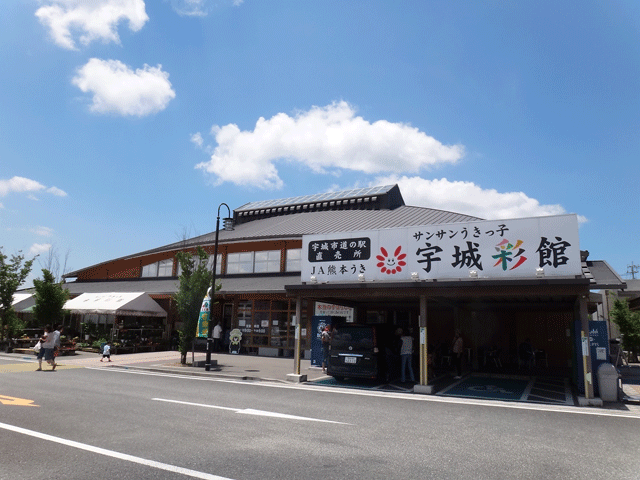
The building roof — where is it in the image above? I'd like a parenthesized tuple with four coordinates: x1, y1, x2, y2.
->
(63, 274, 302, 297)
(236, 184, 403, 213)
(65, 200, 481, 277)
(583, 260, 627, 290)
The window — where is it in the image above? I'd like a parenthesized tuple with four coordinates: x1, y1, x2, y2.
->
(176, 254, 221, 277)
(286, 249, 301, 272)
(205, 254, 222, 276)
(226, 252, 254, 274)
(141, 262, 158, 277)
(142, 259, 174, 277)
(254, 250, 280, 273)
(157, 259, 173, 277)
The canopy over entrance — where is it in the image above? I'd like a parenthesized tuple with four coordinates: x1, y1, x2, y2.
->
(64, 292, 167, 317)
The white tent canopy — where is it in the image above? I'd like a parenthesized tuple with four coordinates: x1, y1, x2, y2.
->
(64, 292, 167, 317)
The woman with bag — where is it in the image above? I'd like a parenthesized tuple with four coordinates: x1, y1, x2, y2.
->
(35, 325, 50, 371)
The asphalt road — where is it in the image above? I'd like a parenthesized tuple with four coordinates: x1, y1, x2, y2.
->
(1, 357, 639, 480)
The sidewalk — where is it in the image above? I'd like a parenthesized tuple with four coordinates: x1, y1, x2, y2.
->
(1, 349, 327, 384)
(4, 349, 640, 410)
(619, 364, 640, 403)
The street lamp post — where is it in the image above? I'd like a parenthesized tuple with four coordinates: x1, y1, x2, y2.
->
(205, 203, 233, 371)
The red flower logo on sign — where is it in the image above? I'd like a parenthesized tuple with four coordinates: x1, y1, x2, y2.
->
(376, 246, 407, 274)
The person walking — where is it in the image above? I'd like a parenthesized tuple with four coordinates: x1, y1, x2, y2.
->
(452, 328, 464, 379)
(35, 325, 50, 371)
(400, 329, 416, 383)
(50, 324, 64, 370)
(40, 324, 63, 370)
(100, 342, 112, 362)
(321, 324, 333, 373)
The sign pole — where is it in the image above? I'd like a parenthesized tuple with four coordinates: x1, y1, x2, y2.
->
(419, 295, 428, 386)
(293, 296, 302, 375)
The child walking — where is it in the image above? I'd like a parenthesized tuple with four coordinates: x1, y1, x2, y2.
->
(100, 342, 112, 362)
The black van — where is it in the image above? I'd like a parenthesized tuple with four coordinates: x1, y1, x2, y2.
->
(326, 324, 388, 381)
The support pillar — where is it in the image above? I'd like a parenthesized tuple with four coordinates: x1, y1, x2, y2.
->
(287, 295, 307, 383)
(577, 293, 596, 404)
(415, 295, 433, 394)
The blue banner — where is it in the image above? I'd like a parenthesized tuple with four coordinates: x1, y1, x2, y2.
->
(574, 320, 609, 396)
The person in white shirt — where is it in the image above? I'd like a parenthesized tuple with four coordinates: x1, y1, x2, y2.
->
(35, 325, 50, 371)
(101, 342, 112, 362)
(213, 322, 222, 352)
(400, 329, 416, 383)
(41, 324, 63, 370)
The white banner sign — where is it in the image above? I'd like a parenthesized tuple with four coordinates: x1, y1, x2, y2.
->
(302, 214, 580, 283)
(314, 302, 354, 322)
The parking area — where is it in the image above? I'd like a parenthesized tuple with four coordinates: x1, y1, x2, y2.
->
(311, 372, 576, 405)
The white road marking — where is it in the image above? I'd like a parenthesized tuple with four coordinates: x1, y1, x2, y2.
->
(89, 365, 640, 420)
(152, 398, 351, 424)
(0, 421, 235, 480)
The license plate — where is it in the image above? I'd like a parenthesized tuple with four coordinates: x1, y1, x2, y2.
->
(344, 356, 357, 364)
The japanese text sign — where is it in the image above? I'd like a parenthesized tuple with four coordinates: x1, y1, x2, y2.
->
(302, 214, 580, 283)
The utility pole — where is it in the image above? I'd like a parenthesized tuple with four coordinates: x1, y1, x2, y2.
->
(627, 262, 639, 279)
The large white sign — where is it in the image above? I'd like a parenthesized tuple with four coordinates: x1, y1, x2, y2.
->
(302, 214, 581, 283)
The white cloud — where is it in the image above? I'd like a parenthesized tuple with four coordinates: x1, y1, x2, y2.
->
(375, 175, 575, 221)
(196, 101, 464, 189)
(72, 58, 176, 116)
(35, 0, 148, 50)
(0, 176, 67, 201)
(0, 176, 45, 196)
(29, 243, 52, 256)
(170, 0, 208, 16)
(31, 226, 55, 237)
(191, 132, 204, 147)
(47, 186, 68, 197)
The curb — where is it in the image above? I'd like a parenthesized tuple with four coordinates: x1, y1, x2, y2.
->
(104, 364, 287, 384)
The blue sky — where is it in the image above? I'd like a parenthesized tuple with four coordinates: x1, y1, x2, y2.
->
(1, 0, 639, 287)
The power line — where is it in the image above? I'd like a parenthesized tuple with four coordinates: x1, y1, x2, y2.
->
(627, 262, 639, 279)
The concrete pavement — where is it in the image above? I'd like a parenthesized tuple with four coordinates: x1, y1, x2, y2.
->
(1, 349, 327, 383)
(3, 349, 640, 412)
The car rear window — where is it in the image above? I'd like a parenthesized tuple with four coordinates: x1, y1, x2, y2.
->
(331, 327, 375, 350)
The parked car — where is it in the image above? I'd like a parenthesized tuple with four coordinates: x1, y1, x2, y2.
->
(327, 324, 390, 381)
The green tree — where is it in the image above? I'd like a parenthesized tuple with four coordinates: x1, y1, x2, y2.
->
(610, 297, 640, 359)
(173, 247, 217, 364)
(0, 249, 35, 340)
(33, 269, 69, 328)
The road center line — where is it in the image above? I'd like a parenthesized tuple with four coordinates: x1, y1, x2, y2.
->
(152, 398, 351, 424)
(0, 421, 236, 480)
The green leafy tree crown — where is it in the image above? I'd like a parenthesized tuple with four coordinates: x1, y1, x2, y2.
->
(0, 249, 35, 340)
(33, 269, 69, 327)
(610, 297, 640, 357)
(173, 247, 219, 363)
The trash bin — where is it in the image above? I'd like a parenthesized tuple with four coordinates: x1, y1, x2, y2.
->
(597, 363, 620, 402)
